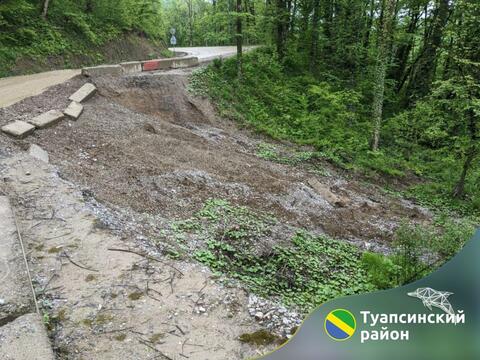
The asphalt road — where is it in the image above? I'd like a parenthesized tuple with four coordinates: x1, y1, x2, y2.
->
(0, 69, 80, 108)
(169, 46, 256, 62)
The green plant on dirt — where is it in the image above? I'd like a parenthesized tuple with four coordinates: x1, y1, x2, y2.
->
(168, 199, 476, 312)
(166, 199, 374, 312)
(0, 0, 167, 76)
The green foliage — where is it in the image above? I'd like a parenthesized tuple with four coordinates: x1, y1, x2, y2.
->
(191, 48, 369, 168)
(362, 219, 475, 289)
(0, 0, 166, 76)
(392, 223, 433, 284)
(361, 252, 401, 289)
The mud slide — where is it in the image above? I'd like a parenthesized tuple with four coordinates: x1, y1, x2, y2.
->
(0, 66, 431, 359)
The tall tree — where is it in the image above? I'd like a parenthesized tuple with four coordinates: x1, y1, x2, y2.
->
(275, 0, 288, 59)
(42, 0, 51, 19)
(236, 0, 243, 77)
(402, 0, 452, 104)
(309, 0, 320, 71)
(371, 0, 397, 151)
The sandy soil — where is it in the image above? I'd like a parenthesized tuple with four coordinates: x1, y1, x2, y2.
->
(0, 65, 433, 359)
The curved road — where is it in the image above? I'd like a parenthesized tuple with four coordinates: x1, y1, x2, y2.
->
(170, 46, 256, 62)
(0, 46, 255, 109)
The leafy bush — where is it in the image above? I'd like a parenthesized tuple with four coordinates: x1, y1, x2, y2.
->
(361, 252, 401, 289)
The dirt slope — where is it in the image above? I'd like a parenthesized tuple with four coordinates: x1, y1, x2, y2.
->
(0, 67, 432, 359)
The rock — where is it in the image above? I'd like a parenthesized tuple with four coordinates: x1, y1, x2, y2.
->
(64, 101, 84, 120)
(307, 178, 350, 207)
(28, 144, 49, 163)
(0, 298, 5, 305)
(69, 83, 97, 103)
(143, 123, 157, 134)
(0, 313, 55, 360)
(254, 311, 264, 320)
(28, 110, 64, 129)
(1, 121, 35, 138)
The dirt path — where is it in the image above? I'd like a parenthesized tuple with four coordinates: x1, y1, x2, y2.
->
(0, 69, 80, 108)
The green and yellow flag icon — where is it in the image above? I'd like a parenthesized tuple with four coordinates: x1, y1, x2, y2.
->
(324, 309, 356, 341)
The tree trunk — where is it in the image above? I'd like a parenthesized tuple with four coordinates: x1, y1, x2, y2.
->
(236, 0, 243, 78)
(289, 0, 297, 35)
(187, 0, 194, 46)
(309, 0, 320, 71)
(391, 8, 420, 90)
(403, 0, 451, 104)
(42, 0, 51, 19)
(452, 146, 476, 199)
(363, 0, 376, 49)
(85, 0, 94, 13)
(371, 0, 396, 151)
(275, 0, 288, 59)
(453, 110, 478, 199)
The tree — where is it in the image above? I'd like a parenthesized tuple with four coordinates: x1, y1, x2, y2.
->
(42, 0, 51, 19)
(371, 0, 397, 151)
(309, 0, 320, 71)
(236, 0, 243, 77)
(402, 0, 452, 104)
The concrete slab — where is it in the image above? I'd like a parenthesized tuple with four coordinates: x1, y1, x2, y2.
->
(0, 197, 32, 324)
(28, 144, 49, 163)
(69, 83, 97, 103)
(28, 110, 64, 129)
(120, 61, 142, 74)
(171, 56, 199, 68)
(64, 101, 83, 120)
(142, 59, 173, 71)
(82, 64, 123, 77)
(0, 313, 55, 360)
(1, 121, 35, 139)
